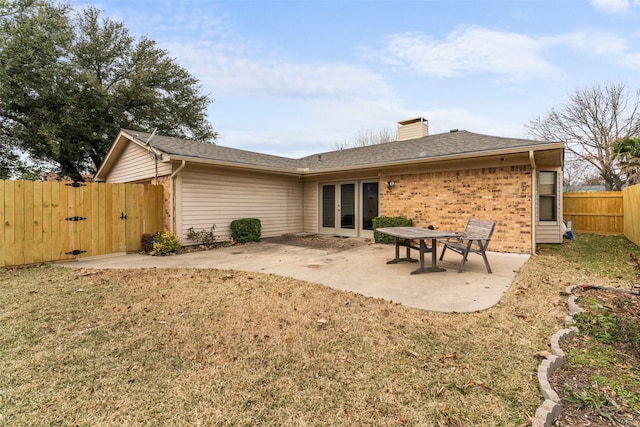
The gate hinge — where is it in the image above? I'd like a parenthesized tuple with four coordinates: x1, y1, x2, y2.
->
(65, 216, 87, 222)
(65, 182, 86, 188)
(65, 249, 87, 256)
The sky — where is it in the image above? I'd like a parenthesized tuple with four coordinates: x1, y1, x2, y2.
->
(67, 0, 640, 158)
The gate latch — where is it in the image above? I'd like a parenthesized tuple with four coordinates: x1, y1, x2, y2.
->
(65, 216, 87, 222)
(120, 212, 127, 220)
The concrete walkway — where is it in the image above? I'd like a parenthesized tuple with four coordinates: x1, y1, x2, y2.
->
(62, 240, 529, 313)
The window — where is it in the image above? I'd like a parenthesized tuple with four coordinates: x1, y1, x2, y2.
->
(539, 171, 557, 221)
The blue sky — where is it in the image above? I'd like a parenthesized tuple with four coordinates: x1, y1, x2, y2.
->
(68, 0, 640, 158)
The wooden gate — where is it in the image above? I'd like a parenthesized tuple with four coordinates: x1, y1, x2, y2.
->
(0, 180, 163, 267)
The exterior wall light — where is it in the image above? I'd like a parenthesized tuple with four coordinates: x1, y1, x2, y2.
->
(384, 181, 395, 189)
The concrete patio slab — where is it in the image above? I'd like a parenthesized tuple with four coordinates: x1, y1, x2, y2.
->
(61, 240, 529, 313)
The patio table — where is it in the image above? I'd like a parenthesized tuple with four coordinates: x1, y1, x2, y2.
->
(376, 227, 458, 274)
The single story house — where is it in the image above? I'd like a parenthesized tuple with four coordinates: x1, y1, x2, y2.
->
(94, 118, 565, 254)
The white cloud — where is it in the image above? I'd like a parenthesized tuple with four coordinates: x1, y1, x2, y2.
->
(591, 0, 632, 14)
(618, 52, 640, 68)
(368, 27, 558, 80)
(163, 41, 396, 102)
(369, 25, 640, 78)
(543, 30, 640, 70)
(546, 30, 628, 56)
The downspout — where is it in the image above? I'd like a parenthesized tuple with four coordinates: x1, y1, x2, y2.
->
(170, 160, 186, 233)
(529, 151, 537, 254)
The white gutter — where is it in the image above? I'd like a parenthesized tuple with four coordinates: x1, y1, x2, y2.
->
(166, 155, 301, 177)
(529, 151, 537, 254)
(170, 160, 186, 233)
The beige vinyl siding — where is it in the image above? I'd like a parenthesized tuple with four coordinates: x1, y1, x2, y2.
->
(302, 181, 318, 233)
(105, 142, 171, 183)
(180, 167, 303, 242)
(536, 169, 563, 244)
(396, 118, 429, 141)
(536, 223, 562, 243)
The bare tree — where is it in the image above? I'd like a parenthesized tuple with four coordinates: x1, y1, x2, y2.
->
(526, 82, 640, 190)
(562, 152, 602, 191)
(334, 127, 394, 150)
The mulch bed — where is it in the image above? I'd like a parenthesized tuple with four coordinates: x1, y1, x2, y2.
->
(143, 233, 372, 256)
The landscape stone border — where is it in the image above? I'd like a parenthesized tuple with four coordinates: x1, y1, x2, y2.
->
(531, 284, 640, 426)
(531, 284, 584, 427)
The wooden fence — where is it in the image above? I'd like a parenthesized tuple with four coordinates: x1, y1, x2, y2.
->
(623, 184, 640, 247)
(0, 180, 163, 267)
(563, 191, 624, 235)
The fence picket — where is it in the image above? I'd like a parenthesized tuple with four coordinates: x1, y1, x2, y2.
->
(3, 181, 14, 266)
(32, 181, 44, 264)
(0, 182, 4, 266)
(13, 181, 25, 266)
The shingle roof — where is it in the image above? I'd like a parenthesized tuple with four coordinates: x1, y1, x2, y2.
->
(123, 129, 561, 173)
(124, 130, 300, 170)
(297, 131, 558, 170)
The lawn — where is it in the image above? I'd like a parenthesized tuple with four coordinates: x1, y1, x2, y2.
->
(0, 234, 637, 426)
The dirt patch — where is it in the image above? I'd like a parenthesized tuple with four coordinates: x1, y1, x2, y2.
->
(550, 286, 640, 426)
(264, 233, 373, 252)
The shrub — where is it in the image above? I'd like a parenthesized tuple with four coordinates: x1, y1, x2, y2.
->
(186, 225, 216, 247)
(152, 231, 182, 255)
(372, 216, 413, 244)
(141, 232, 160, 252)
(230, 218, 261, 243)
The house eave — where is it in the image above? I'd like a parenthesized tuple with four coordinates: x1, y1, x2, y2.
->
(301, 143, 565, 177)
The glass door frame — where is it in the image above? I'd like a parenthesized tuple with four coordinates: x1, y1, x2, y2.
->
(318, 179, 379, 238)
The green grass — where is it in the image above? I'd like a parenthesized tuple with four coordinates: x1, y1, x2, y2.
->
(538, 233, 639, 283)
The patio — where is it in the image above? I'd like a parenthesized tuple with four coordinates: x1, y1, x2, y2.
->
(63, 237, 529, 313)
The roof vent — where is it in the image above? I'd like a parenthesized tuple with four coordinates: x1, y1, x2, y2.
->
(450, 129, 459, 133)
(397, 117, 429, 141)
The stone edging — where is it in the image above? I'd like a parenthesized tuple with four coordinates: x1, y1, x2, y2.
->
(531, 284, 584, 427)
(531, 284, 640, 426)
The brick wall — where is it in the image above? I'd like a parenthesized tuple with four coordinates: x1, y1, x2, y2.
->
(155, 175, 172, 231)
(380, 165, 532, 253)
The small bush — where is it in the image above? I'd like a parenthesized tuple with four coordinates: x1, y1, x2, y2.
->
(187, 225, 216, 247)
(141, 232, 160, 252)
(152, 231, 182, 255)
(372, 216, 413, 244)
(230, 218, 261, 243)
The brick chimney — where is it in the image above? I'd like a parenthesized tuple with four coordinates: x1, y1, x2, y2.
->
(396, 117, 429, 141)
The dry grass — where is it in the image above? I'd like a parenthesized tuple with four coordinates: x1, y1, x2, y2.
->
(0, 234, 637, 426)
